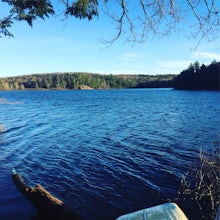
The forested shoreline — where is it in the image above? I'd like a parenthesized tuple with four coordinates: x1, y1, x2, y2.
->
(173, 61, 220, 90)
(0, 61, 219, 90)
(0, 73, 175, 90)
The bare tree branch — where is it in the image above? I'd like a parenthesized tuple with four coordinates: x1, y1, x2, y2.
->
(1, 0, 220, 45)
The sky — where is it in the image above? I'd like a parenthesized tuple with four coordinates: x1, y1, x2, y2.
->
(0, 1, 220, 77)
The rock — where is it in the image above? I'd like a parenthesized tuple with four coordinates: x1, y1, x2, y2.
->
(78, 85, 93, 90)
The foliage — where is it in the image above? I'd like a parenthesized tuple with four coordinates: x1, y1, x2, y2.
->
(178, 141, 220, 219)
(65, 0, 98, 20)
(0, 0, 220, 43)
(173, 61, 220, 90)
(1, 0, 54, 36)
(135, 74, 174, 88)
(1, 61, 218, 90)
(0, 72, 175, 90)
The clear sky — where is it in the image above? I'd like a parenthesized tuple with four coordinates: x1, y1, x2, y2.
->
(0, 1, 220, 77)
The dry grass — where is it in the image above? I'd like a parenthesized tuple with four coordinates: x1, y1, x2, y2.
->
(178, 141, 220, 219)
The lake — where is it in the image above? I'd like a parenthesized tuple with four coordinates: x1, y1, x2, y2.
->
(0, 88, 219, 219)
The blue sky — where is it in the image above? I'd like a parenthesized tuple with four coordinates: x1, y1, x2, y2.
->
(0, 1, 220, 77)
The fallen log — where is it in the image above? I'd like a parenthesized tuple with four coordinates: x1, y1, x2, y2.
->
(11, 169, 83, 220)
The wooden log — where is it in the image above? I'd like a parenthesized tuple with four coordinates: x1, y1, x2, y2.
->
(11, 169, 83, 220)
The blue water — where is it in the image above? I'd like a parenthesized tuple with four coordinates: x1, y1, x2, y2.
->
(0, 89, 219, 220)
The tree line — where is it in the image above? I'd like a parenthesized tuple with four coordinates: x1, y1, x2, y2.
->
(1, 61, 219, 90)
(173, 61, 220, 90)
(0, 72, 175, 90)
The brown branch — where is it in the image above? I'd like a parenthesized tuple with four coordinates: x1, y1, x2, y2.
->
(186, 0, 203, 29)
(101, 0, 220, 45)
(11, 170, 83, 220)
(102, 0, 134, 45)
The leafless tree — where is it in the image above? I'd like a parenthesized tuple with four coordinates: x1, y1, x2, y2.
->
(101, 0, 220, 44)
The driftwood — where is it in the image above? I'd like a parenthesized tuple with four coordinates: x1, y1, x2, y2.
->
(11, 169, 83, 220)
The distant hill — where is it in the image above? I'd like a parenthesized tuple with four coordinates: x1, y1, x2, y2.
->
(0, 72, 175, 90)
(173, 61, 220, 90)
(1, 61, 218, 90)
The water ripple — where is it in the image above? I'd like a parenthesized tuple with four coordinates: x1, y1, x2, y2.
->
(0, 89, 219, 220)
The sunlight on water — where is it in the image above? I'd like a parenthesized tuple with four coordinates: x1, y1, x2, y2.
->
(0, 89, 219, 219)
